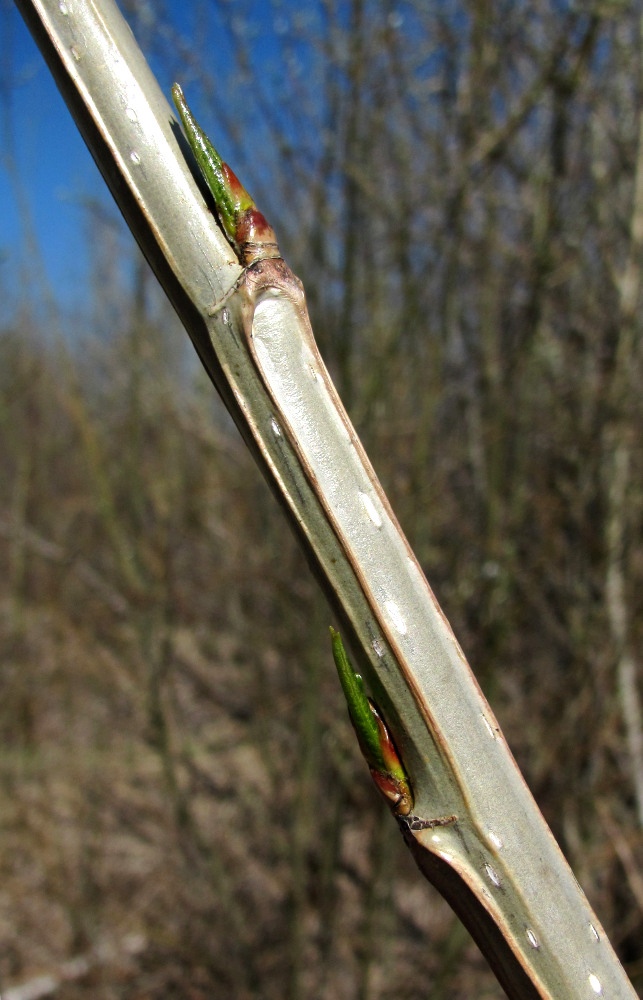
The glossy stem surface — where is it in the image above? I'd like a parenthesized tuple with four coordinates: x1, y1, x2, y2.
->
(13, 1, 637, 997)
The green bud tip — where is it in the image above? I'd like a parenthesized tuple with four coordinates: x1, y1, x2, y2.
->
(172, 82, 279, 264)
(330, 627, 412, 815)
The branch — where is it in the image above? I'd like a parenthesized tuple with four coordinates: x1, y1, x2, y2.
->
(13, 1, 637, 997)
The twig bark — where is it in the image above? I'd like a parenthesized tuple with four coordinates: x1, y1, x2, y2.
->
(12, 0, 638, 996)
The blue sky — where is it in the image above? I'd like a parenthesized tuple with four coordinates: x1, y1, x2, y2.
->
(1, 0, 419, 330)
(0, 0, 295, 326)
(1, 2, 110, 318)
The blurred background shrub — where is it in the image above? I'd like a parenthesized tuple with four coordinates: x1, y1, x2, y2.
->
(1, 1, 642, 996)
